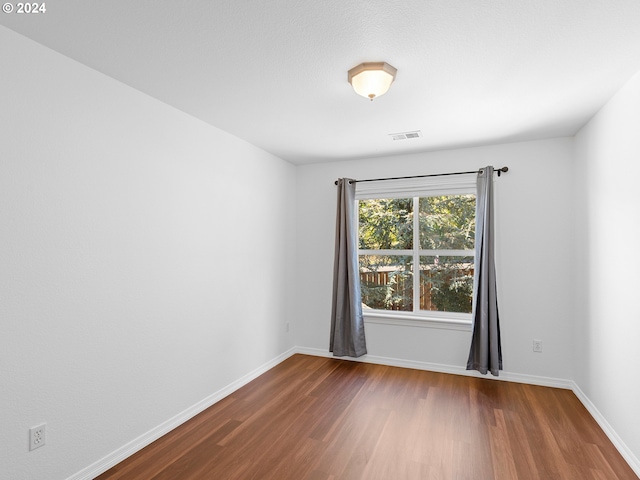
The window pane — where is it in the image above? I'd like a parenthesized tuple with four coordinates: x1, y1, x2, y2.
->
(419, 195, 475, 250)
(419, 256, 474, 313)
(359, 198, 413, 250)
(359, 255, 413, 311)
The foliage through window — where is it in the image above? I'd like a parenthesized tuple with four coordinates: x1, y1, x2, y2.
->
(358, 193, 475, 317)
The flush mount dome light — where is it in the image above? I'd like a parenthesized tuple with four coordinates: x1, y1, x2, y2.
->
(348, 62, 397, 101)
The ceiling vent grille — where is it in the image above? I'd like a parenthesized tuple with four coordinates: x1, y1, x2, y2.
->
(389, 130, 422, 141)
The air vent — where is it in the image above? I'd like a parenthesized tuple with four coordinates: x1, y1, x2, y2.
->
(389, 130, 422, 141)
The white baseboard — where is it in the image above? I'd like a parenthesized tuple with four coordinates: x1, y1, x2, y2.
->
(294, 346, 574, 389)
(67, 346, 639, 480)
(66, 347, 298, 480)
(571, 382, 640, 478)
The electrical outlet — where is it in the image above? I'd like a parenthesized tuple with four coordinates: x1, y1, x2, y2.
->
(29, 424, 46, 451)
(533, 340, 543, 353)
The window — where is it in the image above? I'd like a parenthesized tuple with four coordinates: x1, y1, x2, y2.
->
(356, 175, 476, 326)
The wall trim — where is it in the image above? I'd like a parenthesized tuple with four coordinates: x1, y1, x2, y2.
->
(67, 346, 639, 479)
(295, 347, 574, 389)
(571, 382, 640, 478)
(364, 313, 472, 331)
(65, 347, 298, 480)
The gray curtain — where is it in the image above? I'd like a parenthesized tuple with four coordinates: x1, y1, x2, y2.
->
(466, 166, 502, 376)
(330, 178, 367, 357)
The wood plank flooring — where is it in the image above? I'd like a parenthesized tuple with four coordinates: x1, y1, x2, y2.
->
(96, 354, 638, 480)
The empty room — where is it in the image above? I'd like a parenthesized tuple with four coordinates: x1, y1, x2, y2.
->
(2, 1, 640, 479)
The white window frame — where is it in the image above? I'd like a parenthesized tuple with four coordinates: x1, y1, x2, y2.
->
(355, 174, 476, 331)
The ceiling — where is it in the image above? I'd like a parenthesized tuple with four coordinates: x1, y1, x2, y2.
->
(3, 0, 640, 165)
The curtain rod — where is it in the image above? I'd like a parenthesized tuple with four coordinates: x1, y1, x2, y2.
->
(334, 166, 508, 185)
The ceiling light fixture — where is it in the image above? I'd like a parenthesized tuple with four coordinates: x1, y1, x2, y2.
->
(348, 62, 397, 101)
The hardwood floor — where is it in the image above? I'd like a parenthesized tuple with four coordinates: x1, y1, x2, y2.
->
(96, 354, 638, 480)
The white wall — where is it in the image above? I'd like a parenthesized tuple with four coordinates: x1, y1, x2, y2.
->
(295, 138, 576, 381)
(0, 27, 295, 480)
(574, 70, 640, 467)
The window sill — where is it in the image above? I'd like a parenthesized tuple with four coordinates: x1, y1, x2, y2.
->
(363, 310, 472, 331)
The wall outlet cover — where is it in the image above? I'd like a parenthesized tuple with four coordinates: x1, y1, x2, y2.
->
(29, 424, 46, 451)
